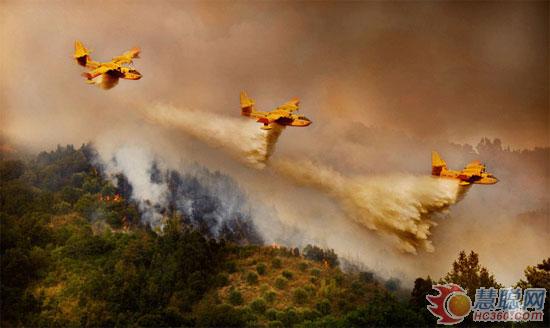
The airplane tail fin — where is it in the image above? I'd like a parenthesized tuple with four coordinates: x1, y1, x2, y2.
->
(432, 151, 447, 176)
(74, 40, 92, 66)
(240, 91, 255, 116)
(129, 47, 141, 58)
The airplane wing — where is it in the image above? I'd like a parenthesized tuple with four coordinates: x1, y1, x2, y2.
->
(254, 111, 287, 126)
(112, 47, 141, 64)
(120, 67, 142, 80)
(82, 65, 112, 80)
(276, 98, 300, 112)
(85, 60, 101, 69)
(264, 112, 287, 121)
(464, 160, 483, 169)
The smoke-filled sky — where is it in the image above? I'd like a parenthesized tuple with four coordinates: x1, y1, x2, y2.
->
(2, 1, 548, 149)
(1, 1, 548, 286)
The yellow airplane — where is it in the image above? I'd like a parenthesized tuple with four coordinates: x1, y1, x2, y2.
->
(73, 40, 142, 90)
(240, 91, 312, 130)
(432, 151, 498, 186)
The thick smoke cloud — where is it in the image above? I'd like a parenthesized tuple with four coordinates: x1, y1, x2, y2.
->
(2, 1, 547, 150)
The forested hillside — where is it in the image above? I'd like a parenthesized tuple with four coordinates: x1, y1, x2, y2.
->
(1, 145, 548, 327)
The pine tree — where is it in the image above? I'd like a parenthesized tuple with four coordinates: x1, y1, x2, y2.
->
(440, 250, 501, 299)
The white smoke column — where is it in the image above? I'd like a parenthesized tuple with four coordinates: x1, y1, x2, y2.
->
(97, 145, 169, 227)
(142, 104, 285, 168)
(273, 159, 462, 254)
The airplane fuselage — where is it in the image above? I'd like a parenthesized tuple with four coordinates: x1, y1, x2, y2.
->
(253, 111, 311, 129)
(274, 115, 312, 127)
(438, 168, 499, 185)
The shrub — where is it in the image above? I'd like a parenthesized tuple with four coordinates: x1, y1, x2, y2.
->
(239, 246, 257, 258)
(196, 304, 256, 327)
(53, 201, 72, 214)
(351, 280, 365, 296)
(338, 298, 357, 313)
(275, 277, 287, 289)
(105, 211, 123, 228)
(282, 270, 293, 280)
(300, 307, 322, 321)
(334, 273, 344, 286)
(246, 271, 259, 284)
(267, 320, 284, 328)
(341, 300, 425, 327)
(359, 271, 374, 283)
(265, 308, 278, 321)
(260, 283, 270, 293)
(225, 261, 237, 273)
(304, 283, 316, 295)
(250, 298, 267, 314)
(263, 290, 277, 303)
(298, 262, 308, 272)
(256, 262, 267, 275)
(135, 314, 167, 327)
(228, 290, 244, 306)
(215, 273, 229, 287)
(302, 315, 341, 327)
(385, 278, 401, 292)
(293, 287, 308, 305)
(277, 307, 301, 326)
(302, 244, 339, 267)
(310, 268, 321, 277)
(316, 299, 331, 315)
(272, 258, 282, 269)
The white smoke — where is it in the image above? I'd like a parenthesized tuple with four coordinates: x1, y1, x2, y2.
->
(97, 145, 168, 227)
(92, 138, 262, 238)
(272, 159, 462, 254)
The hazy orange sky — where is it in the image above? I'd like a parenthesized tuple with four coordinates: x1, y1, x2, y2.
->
(1, 1, 548, 149)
